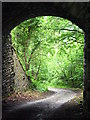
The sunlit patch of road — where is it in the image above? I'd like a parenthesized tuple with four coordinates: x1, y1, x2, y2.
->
(3, 88, 77, 120)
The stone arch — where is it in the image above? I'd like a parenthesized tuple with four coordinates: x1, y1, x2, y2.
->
(2, 2, 90, 117)
(2, 2, 87, 34)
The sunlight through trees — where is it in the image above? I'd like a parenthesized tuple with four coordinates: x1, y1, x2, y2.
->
(11, 16, 84, 92)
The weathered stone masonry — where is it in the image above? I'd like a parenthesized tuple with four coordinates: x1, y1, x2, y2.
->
(83, 2, 90, 117)
(2, 34, 29, 98)
(13, 50, 29, 92)
(2, 34, 15, 98)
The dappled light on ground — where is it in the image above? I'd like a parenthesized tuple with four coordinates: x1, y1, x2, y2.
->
(2, 88, 83, 120)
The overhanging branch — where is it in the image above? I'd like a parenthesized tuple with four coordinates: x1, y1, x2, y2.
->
(42, 27, 84, 34)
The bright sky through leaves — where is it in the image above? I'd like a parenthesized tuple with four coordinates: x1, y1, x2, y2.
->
(11, 16, 84, 91)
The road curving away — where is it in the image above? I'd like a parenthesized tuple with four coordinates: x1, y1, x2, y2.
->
(2, 88, 78, 120)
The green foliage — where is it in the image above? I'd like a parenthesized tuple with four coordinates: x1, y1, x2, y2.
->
(11, 16, 84, 91)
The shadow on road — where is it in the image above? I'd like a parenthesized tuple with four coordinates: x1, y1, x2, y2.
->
(2, 102, 84, 120)
(2, 88, 85, 120)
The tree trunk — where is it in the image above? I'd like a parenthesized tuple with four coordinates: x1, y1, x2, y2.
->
(34, 62, 41, 80)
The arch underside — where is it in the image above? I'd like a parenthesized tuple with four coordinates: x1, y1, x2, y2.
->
(2, 2, 87, 34)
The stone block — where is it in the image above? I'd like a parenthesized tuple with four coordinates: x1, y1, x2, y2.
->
(86, 84, 90, 91)
(88, 15, 90, 22)
(87, 102, 90, 112)
(84, 60, 90, 73)
(86, 91, 90, 102)
(85, 50, 90, 60)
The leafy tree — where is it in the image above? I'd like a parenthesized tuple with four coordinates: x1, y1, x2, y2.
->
(11, 16, 84, 91)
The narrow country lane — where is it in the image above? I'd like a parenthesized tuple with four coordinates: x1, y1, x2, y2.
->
(2, 88, 80, 120)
